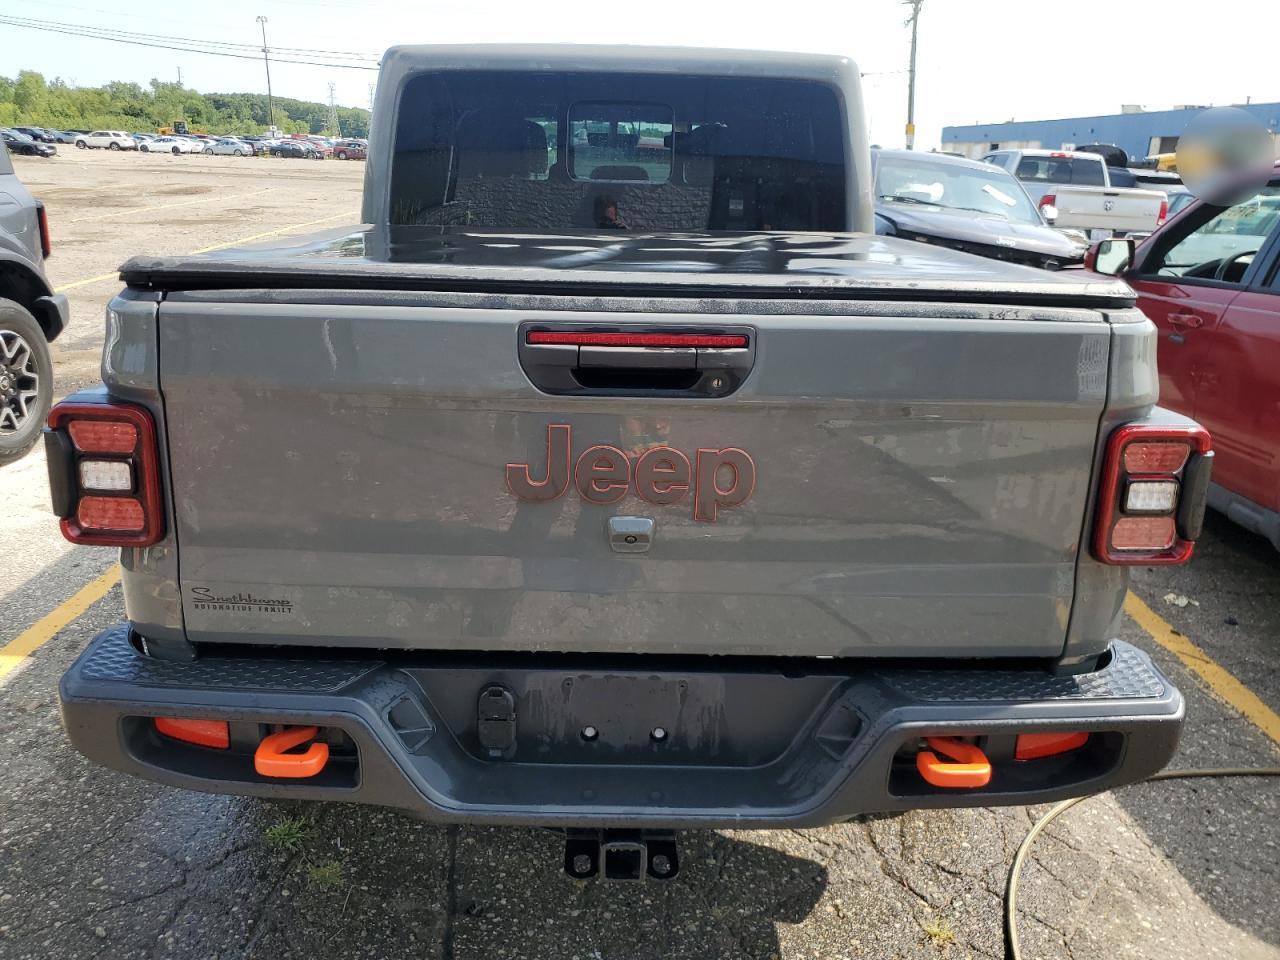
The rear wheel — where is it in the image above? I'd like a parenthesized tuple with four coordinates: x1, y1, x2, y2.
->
(337, 151, 347, 160)
(0, 301, 53, 464)
(234, 149, 244, 156)
(76, 140, 87, 149)
(204, 147, 213, 155)
(141, 145, 150, 153)
(173, 146, 182, 155)
(108, 142, 120, 151)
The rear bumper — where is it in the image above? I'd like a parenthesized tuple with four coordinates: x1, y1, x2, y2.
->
(32, 293, 70, 341)
(60, 625, 1183, 828)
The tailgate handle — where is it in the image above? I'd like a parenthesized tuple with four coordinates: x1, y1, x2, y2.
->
(519, 327, 755, 398)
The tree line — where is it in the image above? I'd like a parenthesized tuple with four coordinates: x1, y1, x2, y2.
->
(0, 71, 370, 137)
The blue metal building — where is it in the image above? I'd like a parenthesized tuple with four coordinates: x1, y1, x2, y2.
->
(941, 103, 1280, 162)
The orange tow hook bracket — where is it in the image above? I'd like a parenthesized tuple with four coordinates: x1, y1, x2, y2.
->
(916, 736, 992, 789)
(254, 726, 330, 779)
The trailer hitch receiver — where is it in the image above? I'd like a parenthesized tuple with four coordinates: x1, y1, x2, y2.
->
(563, 830, 680, 881)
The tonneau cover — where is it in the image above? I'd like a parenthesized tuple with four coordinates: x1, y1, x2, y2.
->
(120, 228, 1136, 307)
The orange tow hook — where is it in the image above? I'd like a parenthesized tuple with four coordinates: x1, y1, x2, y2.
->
(916, 736, 992, 789)
(254, 726, 330, 779)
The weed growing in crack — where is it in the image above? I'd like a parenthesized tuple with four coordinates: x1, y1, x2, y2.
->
(921, 917, 956, 948)
(307, 859, 345, 888)
(264, 816, 310, 853)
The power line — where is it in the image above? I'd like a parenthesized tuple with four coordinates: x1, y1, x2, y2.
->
(0, 14, 380, 70)
(0, 12, 379, 59)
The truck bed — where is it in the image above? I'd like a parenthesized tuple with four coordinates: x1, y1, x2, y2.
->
(112, 228, 1147, 661)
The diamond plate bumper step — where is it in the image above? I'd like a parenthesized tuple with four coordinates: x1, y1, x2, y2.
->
(59, 625, 1184, 828)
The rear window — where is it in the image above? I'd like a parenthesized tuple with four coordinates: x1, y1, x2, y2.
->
(1013, 156, 1106, 187)
(390, 71, 847, 232)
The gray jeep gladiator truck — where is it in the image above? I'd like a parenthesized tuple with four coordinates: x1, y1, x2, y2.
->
(51, 46, 1211, 879)
(1, 144, 67, 463)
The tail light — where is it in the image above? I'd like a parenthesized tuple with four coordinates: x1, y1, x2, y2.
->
(36, 201, 51, 259)
(1093, 422, 1212, 565)
(45, 401, 164, 546)
(1038, 192, 1056, 211)
(1156, 198, 1168, 226)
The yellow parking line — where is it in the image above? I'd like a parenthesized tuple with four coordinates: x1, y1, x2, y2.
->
(53, 209, 359, 293)
(1126, 590, 1280, 747)
(66, 188, 274, 224)
(188, 209, 357, 254)
(54, 271, 120, 293)
(0, 565, 120, 682)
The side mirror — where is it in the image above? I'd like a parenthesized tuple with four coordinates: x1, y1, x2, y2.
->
(1040, 204, 1059, 225)
(1086, 237, 1136, 276)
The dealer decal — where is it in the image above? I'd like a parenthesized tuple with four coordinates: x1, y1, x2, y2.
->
(505, 424, 755, 522)
(189, 586, 294, 615)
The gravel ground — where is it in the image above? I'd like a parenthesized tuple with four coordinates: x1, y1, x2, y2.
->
(11, 148, 363, 395)
(0, 151, 1277, 960)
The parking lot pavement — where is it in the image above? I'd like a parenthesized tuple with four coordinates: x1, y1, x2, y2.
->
(2, 154, 1278, 959)
(2, 453, 1277, 960)
(9, 150, 364, 396)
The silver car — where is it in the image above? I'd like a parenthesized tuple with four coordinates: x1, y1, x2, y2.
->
(204, 138, 253, 157)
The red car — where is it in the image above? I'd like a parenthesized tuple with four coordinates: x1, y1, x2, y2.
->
(1089, 162, 1280, 550)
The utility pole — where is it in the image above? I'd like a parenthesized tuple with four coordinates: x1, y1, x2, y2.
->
(904, 0, 923, 150)
(176, 66, 182, 86)
(327, 83, 341, 136)
(256, 16, 276, 133)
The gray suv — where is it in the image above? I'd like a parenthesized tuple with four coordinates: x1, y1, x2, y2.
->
(0, 145, 69, 462)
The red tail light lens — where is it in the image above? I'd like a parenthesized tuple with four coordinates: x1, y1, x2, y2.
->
(1038, 193, 1057, 211)
(1157, 198, 1168, 226)
(1093, 423, 1211, 564)
(1110, 516, 1176, 550)
(47, 401, 164, 547)
(1122, 441, 1189, 474)
(68, 420, 138, 454)
(36, 202, 51, 259)
(77, 496, 145, 531)
(526, 332, 748, 348)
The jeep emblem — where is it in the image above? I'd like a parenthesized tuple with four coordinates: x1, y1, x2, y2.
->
(505, 424, 755, 522)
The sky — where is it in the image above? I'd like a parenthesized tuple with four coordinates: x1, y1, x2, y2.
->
(2, 0, 1276, 150)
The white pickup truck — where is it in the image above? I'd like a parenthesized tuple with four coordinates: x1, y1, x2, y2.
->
(984, 149, 1168, 240)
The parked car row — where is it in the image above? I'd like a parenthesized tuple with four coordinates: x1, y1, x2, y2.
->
(1, 126, 369, 161)
(0, 129, 58, 158)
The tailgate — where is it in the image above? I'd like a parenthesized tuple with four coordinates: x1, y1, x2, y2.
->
(1054, 186, 1164, 233)
(157, 296, 1111, 658)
